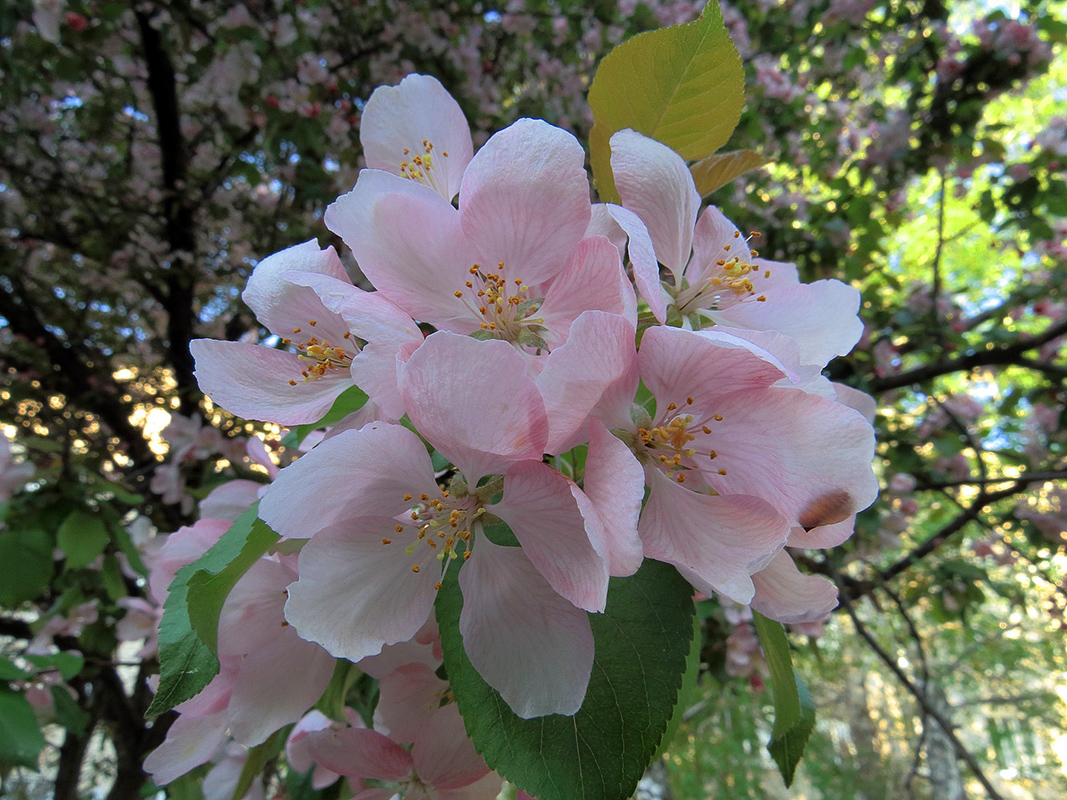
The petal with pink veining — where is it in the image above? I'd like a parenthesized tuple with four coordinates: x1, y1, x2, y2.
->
(259, 424, 437, 538)
(375, 662, 449, 744)
(412, 702, 491, 790)
(750, 550, 838, 624)
(301, 726, 413, 782)
(241, 241, 350, 337)
(459, 119, 590, 286)
(284, 516, 441, 663)
(536, 311, 638, 454)
(610, 129, 700, 280)
(493, 460, 609, 613)
(459, 538, 593, 718)
(191, 339, 351, 426)
(639, 469, 790, 604)
(584, 420, 644, 577)
(399, 332, 548, 483)
(606, 203, 669, 323)
(325, 169, 476, 328)
(361, 73, 473, 201)
(142, 711, 229, 785)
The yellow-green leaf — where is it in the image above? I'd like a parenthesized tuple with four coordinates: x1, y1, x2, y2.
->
(690, 149, 769, 196)
(588, 0, 745, 201)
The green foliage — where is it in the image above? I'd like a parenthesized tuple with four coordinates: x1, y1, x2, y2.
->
(148, 504, 279, 715)
(753, 613, 816, 787)
(56, 509, 110, 570)
(588, 0, 745, 201)
(437, 558, 695, 800)
(0, 690, 46, 770)
(281, 385, 369, 448)
(689, 149, 768, 197)
(0, 526, 53, 606)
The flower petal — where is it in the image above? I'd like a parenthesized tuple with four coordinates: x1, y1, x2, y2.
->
(583, 420, 644, 576)
(399, 332, 548, 483)
(459, 119, 590, 286)
(325, 169, 476, 328)
(459, 538, 593, 718)
(284, 516, 441, 663)
(750, 550, 838, 624)
(191, 339, 351, 426)
(241, 240, 351, 337)
(259, 424, 437, 538)
(302, 726, 413, 782)
(493, 460, 609, 613)
(361, 73, 473, 200)
(536, 311, 639, 454)
(610, 129, 700, 280)
(606, 203, 669, 323)
(374, 662, 449, 744)
(411, 703, 491, 790)
(639, 469, 790, 604)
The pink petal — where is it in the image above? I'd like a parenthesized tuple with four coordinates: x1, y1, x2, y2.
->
(199, 480, 263, 523)
(241, 241, 351, 337)
(399, 332, 548, 483)
(356, 615, 440, 679)
(142, 712, 229, 785)
(538, 237, 637, 350)
(286, 710, 335, 774)
(711, 279, 863, 366)
(284, 516, 442, 663)
(750, 550, 838, 624)
(148, 519, 231, 605)
(411, 703, 491, 790)
(585, 204, 627, 253)
(459, 119, 590, 286)
(361, 73, 473, 200)
(583, 420, 644, 576)
(639, 469, 790, 604)
(832, 382, 878, 424)
(493, 460, 609, 613)
(228, 625, 336, 746)
(375, 663, 449, 744)
(325, 169, 477, 328)
(788, 515, 856, 549)
(191, 339, 351, 425)
(459, 538, 594, 718)
(303, 726, 413, 782)
(687, 205, 743, 286)
(259, 424, 437, 538)
(689, 388, 879, 528)
(536, 311, 639, 454)
(606, 203, 669, 323)
(610, 129, 700, 280)
(638, 326, 787, 407)
(438, 773, 508, 800)
(218, 559, 294, 657)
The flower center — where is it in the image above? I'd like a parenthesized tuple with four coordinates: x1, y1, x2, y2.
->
(637, 398, 728, 485)
(281, 320, 356, 385)
(399, 139, 450, 195)
(676, 230, 770, 320)
(454, 263, 549, 351)
(381, 489, 483, 590)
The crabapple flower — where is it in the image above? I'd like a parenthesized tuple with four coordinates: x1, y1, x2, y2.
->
(609, 129, 862, 366)
(326, 112, 635, 364)
(191, 239, 422, 425)
(586, 325, 877, 616)
(260, 332, 621, 717)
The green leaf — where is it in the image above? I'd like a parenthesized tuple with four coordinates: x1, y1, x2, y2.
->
(655, 611, 703, 759)
(281, 385, 369, 448)
(0, 691, 46, 769)
(186, 508, 280, 655)
(752, 612, 816, 787)
(0, 528, 53, 605)
(689, 149, 769, 197)
(148, 504, 278, 716)
(56, 509, 110, 570)
(588, 0, 745, 201)
(49, 685, 90, 734)
(230, 730, 281, 800)
(0, 658, 29, 682)
(25, 652, 84, 681)
(437, 558, 695, 800)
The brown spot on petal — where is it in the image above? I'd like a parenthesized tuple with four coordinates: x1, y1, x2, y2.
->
(799, 490, 852, 529)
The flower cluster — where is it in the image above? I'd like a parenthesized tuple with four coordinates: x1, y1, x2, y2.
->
(186, 73, 876, 753)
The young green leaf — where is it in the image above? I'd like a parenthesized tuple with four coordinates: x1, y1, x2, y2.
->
(437, 558, 695, 800)
(689, 149, 769, 197)
(0, 527, 53, 605)
(281, 384, 369, 448)
(752, 612, 816, 787)
(588, 0, 745, 201)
